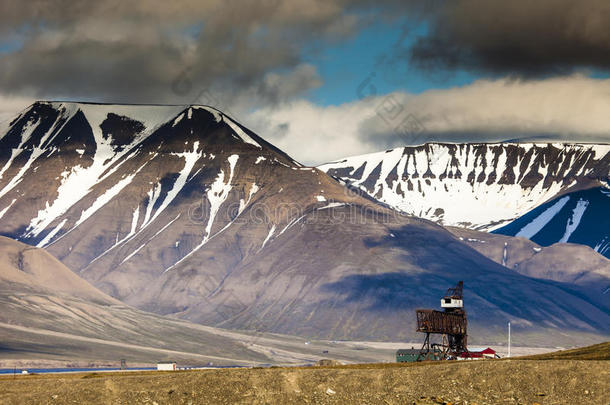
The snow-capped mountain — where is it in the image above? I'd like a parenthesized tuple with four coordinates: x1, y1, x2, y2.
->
(0, 102, 608, 344)
(318, 143, 610, 230)
(0, 101, 304, 252)
(494, 187, 610, 258)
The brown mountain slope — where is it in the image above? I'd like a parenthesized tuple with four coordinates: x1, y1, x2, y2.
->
(447, 227, 610, 303)
(0, 235, 119, 304)
(135, 204, 610, 345)
(0, 236, 272, 365)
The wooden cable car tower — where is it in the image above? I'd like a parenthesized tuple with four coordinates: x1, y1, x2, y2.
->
(415, 281, 468, 361)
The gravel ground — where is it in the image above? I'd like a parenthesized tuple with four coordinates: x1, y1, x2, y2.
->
(0, 359, 607, 404)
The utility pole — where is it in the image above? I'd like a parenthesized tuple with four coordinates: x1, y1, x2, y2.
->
(506, 322, 510, 357)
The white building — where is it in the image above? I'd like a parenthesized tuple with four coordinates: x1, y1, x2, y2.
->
(157, 362, 177, 371)
(441, 297, 463, 308)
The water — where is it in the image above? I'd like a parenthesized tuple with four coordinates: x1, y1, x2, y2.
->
(0, 367, 156, 375)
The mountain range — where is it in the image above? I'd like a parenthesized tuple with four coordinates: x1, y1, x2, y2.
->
(318, 144, 609, 227)
(319, 143, 610, 259)
(0, 102, 608, 347)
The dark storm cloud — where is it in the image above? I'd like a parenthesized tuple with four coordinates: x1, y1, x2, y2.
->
(0, 0, 387, 104)
(2, 0, 606, 108)
(407, 0, 610, 76)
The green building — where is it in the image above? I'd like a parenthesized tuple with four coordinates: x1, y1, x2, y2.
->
(396, 347, 444, 362)
(396, 348, 420, 363)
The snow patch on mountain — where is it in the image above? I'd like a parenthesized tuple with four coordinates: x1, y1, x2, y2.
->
(142, 184, 162, 230)
(172, 113, 185, 127)
(164, 155, 240, 273)
(121, 244, 146, 265)
(318, 202, 346, 210)
(0, 149, 21, 182)
(148, 141, 202, 226)
(239, 183, 259, 215)
(150, 214, 181, 241)
(203, 154, 239, 243)
(223, 116, 261, 149)
(0, 147, 44, 201)
(516, 196, 570, 239)
(278, 215, 305, 237)
(74, 169, 142, 229)
(0, 199, 16, 220)
(559, 199, 589, 243)
(259, 224, 276, 251)
(37, 219, 67, 247)
(495, 187, 610, 258)
(595, 238, 610, 256)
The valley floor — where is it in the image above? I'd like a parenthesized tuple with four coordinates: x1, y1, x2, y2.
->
(0, 320, 556, 368)
(1, 359, 607, 404)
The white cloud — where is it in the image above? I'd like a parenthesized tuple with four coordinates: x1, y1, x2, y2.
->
(246, 98, 378, 165)
(244, 75, 610, 165)
(405, 74, 610, 136)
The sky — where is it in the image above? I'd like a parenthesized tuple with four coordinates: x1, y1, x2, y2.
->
(1, 0, 610, 165)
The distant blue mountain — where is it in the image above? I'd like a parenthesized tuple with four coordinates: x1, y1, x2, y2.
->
(494, 187, 610, 258)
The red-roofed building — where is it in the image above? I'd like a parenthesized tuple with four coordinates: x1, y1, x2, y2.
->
(458, 347, 499, 360)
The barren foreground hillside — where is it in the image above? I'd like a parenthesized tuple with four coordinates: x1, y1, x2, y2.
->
(1, 358, 608, 404)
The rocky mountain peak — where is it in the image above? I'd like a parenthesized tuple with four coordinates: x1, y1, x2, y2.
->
(3, 102, 295, 160)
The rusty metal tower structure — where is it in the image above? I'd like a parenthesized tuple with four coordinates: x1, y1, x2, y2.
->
(415, 281, 468, 361)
